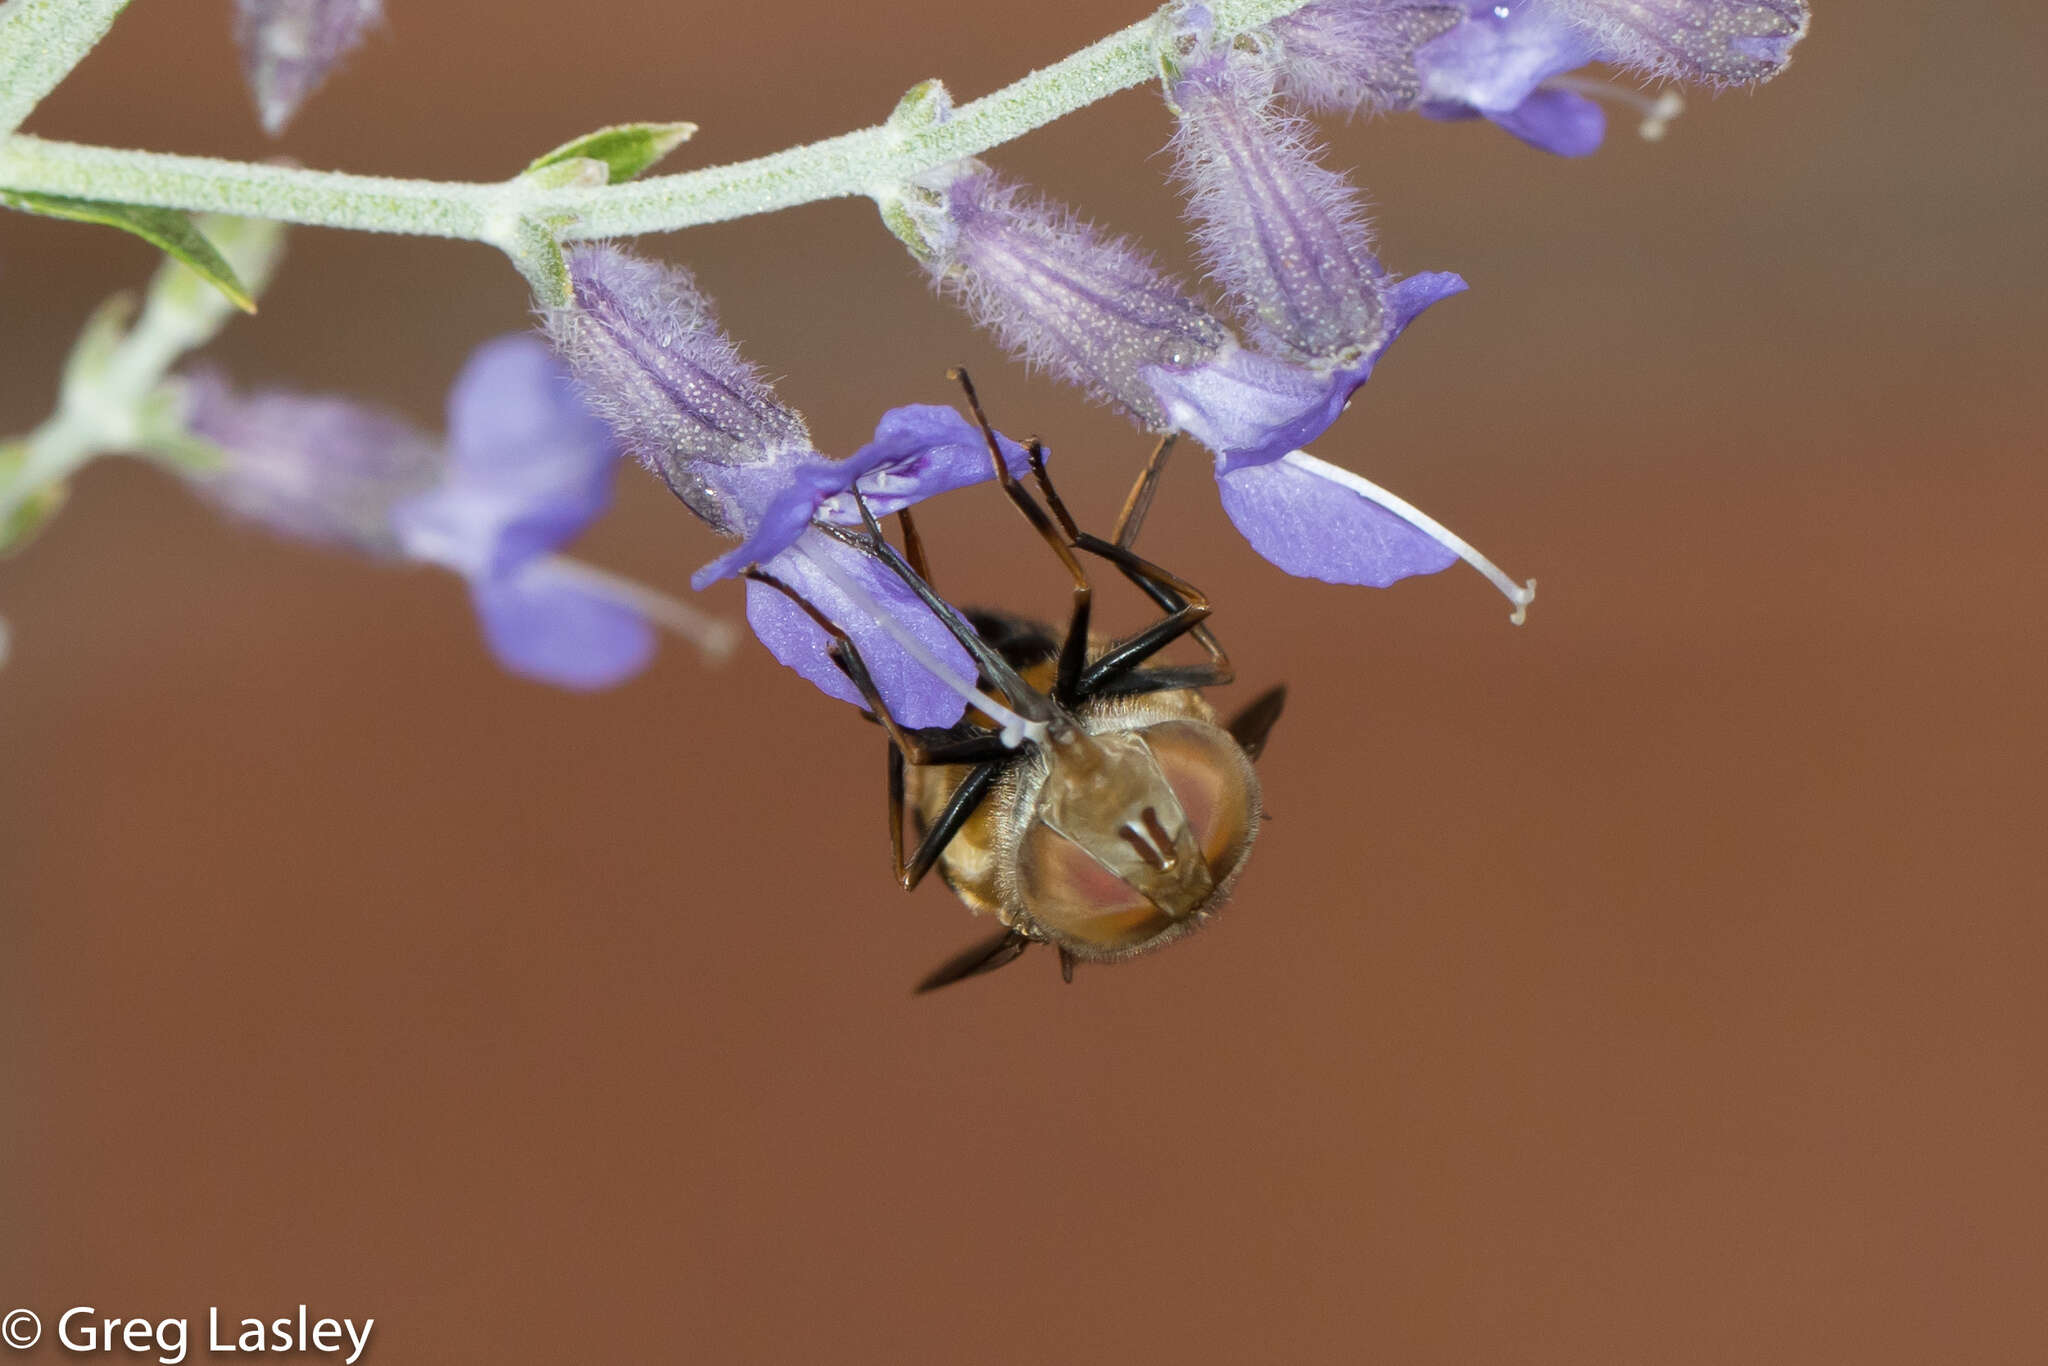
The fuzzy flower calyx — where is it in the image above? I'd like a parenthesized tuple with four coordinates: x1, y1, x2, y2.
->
(548, 243, 1034, 727)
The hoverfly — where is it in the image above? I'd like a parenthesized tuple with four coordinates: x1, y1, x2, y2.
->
(750, 372, 1284, 991)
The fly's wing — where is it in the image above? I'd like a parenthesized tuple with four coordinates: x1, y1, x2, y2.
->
(914, 928, 1031, 994)
(1226, 685, 1288, 761)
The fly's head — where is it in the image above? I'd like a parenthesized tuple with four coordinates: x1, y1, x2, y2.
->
(1005, 696, 1263, 962)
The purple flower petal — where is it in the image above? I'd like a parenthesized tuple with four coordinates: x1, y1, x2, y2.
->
(469, 560, 657, 691)
(1215, 455, 1458, 587)
(234, 0, 382, 136)
(692, 404, 1031, 589)
(1481, 84, 1608, 155)
(745, 530, 976, 728)
(1141, 272, 1466, 473)
(391, 335, 619, 580)
(1415, 0, 1604, 126)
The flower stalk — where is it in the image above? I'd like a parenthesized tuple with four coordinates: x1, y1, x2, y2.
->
(0, 0, 1327, 248)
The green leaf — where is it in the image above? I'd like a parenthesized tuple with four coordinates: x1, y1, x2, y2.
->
(520, 156, 610, 193)
(886, 79, 952, 135)
(147, 214, 286, 322)
(525, 122, 696, 185)
(0, 190, 256, 312)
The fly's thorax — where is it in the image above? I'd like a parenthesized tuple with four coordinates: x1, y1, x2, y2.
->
(998, 687, 1262, 962)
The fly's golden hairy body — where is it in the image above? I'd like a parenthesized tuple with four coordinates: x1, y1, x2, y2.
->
(905, 622, 1265, 966)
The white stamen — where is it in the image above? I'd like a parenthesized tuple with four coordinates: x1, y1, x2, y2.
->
(536, 555, 741, 663)
(1547, 75, 1688, 142)
(1281, 451, 1537, 625)
(794, 540, 1049, 748)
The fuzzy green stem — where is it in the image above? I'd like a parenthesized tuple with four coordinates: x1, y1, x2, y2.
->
(0, 0, 1315, 242)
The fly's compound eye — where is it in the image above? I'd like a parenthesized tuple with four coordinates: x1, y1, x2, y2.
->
(1015, 820, 1174, 954)
(1137, 719, 1260, 901)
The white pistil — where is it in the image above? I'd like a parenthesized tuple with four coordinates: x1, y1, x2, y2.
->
(794, 539, 1048, 748)
(536, 554, 741, 663)
(1547, 75, 1687, 141)
(1281, 450, 1536, 625)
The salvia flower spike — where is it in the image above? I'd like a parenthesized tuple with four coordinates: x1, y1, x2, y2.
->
(546, 243, 1037, 729)
(233, 0, 384, 137)
(180, 335, 730, 688)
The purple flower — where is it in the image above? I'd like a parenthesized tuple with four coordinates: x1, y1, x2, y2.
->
(181, 336, 693, 690)
(1279, 0, 1807, 156)
(1414, 1, 1612, 156)
(899, 43, 1531, 616)
(179, 369, 440, 556)
(547, 244, 1034, 726)
(233, 0, 383, 136)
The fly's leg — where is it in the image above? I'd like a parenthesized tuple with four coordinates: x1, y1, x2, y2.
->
(824, 506, 1050, 725)
(897, 506, 932, 586)
(743, 567, 1010, 890)
(1000, 414, 1233, 698)
(1069, 532, 1233, 695)
(950, 367, 1094, 705)
(1109, 432, 1175, 551)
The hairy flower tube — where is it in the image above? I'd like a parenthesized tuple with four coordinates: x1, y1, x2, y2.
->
(1271, 0, 1807, 155)
(233, 0, 384, 136)
(890, 70, 1531, 616)
(179, 335, 726, 689)
(545, 243, 1037, 729)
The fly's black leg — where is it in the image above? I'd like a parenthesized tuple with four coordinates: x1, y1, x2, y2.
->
(914, 927, 1031, 994)
(1111, 432, 1176, 551)
(897, 506, 932, 587)
(830, 500, 1050, 724)
(888, 743, 907, 885)
(745, 567, 1012, 891)
(1058, 946, 1077, 984)
(1026, 439, 1081, 544)
(742, 567, 1009, 764)
(1069, 533, 1236, 696)
(903, 760, 1002, 891)
(1010, 420, 1234, 699)
(950, 368, 1094, 705)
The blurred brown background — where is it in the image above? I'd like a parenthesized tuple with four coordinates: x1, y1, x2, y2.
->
(4, 2, 2045, 1362)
